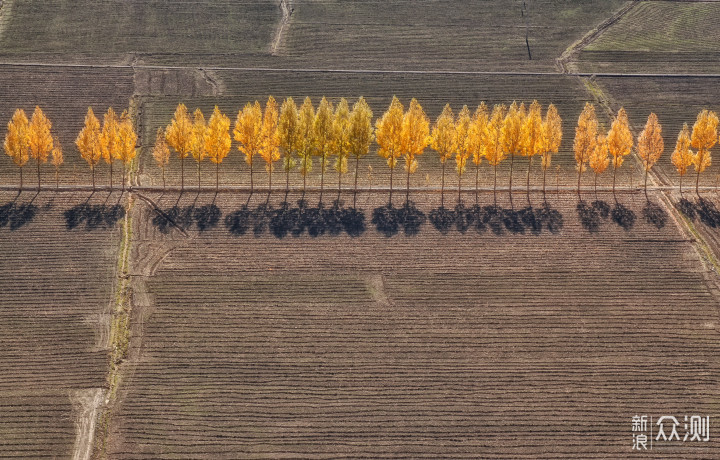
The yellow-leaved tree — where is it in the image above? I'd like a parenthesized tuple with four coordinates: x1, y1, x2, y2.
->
(467, 102, 488, 203)
(234, 101, 263, 193)
(671, 123, 693, 195)
(100, 107, 119, 189)
(606, 107, 633, 195)
(455, 105, 472, 204)
(116, 110, 137, 191)
(28, 106, 54, 190)
(588, 133, 609, 196)
(375, 96, 404, 204)
(400, 98, 430, 203)
(430, 103, 456, 206)
(278, 97, 299, 193)
(259, 96, 280, 194)
(205, 106, 231, 191)
(485, 104, 507, 203)
(153, 128, 171, 189)
(4, 109, 30, 189)
(296, 97, 315, 195)
(332, 98, 351, 199)
(50, 137, 63, 190)
(573, 102, 598, 196)
(636, 112, 664, 198)
(501, 101, 525, 196)
(521, 100, 543, 197)
(76, 107, 102, 189)
(313, 97, 334, 202)
(541, 103, 562, 196)
(165, 103, 193, 190)
(190, 108, 206, 189)
(347, 97, 373, 207)
(690, 109, 719, 195)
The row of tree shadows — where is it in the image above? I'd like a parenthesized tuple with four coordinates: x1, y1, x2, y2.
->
(3, 196, 720, 236)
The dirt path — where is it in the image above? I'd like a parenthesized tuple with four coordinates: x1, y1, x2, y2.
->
(71, 388, 105, 460)
(270, 0, 292, 56)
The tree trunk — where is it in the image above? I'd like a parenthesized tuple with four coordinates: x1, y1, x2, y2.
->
(250, 156, 254, 194)
(91, 165, 95, 190)
(353, 155, 359, 208)
(302, 170, 306, 197)
(389, 164, 394, 205)
(679, 174, 682, 196)
(162, 167, 166, 190)
(216, 160, 219, 192)
(475, 162, 479, 205)
(406, 160, 411, 204)
(644, 166, 649, 201)
(338, 166, 342, 201)
(37, 155, 41, 191)
(542, 166, 546, 198)
(269, 165, 273, 199)
(109, 160, 113, 190)
(197, 161, 201, 190)
(441, 161, 446, 207)
(594, 172, 598, 199)
(55, 167, 59, 191)
(526, 156, 532, 199)
(612, 163, 617, 197)
(696, 166, 701, 196)
(19, 166, 23, 190)
(493, 163, 497, 205)
(122, 167, 126, 192)
(577, 164, 582, 197)
(509, 153, 514, 196)
(180, 154, 184, 191)
(285, 156, 290, 194)
(319, 153, 326, 203)
(458, 173, 462, 204)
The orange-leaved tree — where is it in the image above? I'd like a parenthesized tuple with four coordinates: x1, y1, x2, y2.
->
(588, 133, 609, 197)
(541, 103, 562, 196)
(116, 110, 137, 191)
(100, 107, 119, 189)
(50, 137, 63, 190)
(501, 101, 525, 197)
(347, 97, 373, 207)
(190, 108, 206, 189)
(259, 96, 280, 194)
(278, 97, 299, 193)
(76, 107, 102, 189)
(467, 102, 488, 203)
(636, 112, 664, 199)
(485, 104, 507, 203)
(375, 96, 404, 204)
(455, 105, 472, 204)
(4, 109, 30, 189)
(521, 100, 543, 198)
(313, 97, 334, 203)
(296, 97, 315, 196)
(234, 101, 263, 193)
(430, 103, 456, 207)
(165, 103, 193, 190)
(671, 123, 693, 195)
(606, 107, 633, 195)
(153, 128, 171, 189)
(332, 98, 351, 199)
(28, 106, 54, 190)
(690, 109, 719, 195)
(574, 102, 598, 196)
(400, 98, 430, 203)
(205, 106, 231, 191)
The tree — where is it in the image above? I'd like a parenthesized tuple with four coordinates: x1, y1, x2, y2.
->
(332, 98, 351, 200)
(278, 97, 299, 193)
(501, 102, 525, 198)
(574, 102, 598, 196)
(540, 103, 562, 196)
(485, 104, 507, 203)
(50, 137, 63, 190)
(455, 105, 472, 204)
(430, 103, 456, 207)
(690, 109, 719, 195)
(259, 96, 280, 195)
(165, 103, 193, 190)
(205, 106, 231, 191)
(636, 113, 664, 199)
(400, 98, 430, 203)
(588, 134, 609, 197)
(520, 100, 543, 198)
(375, 96, 404, 204)
(347, 97, 373, 207)
(190, 108, 206, 189)
(606, 107, 633, 195)
(296, 97, 315, 196)
(76, 107, 102, 189)
(116, 110, 137, 191)
(467, 103, 488, 203)
(5, 109, 30, 189)
(313, 97, 334, 203)
(153, 128, 171, 189)
(671, 123, 693, 195)
(28, 106, 54, 190)
(100, 108, 119, 189)
(234, 101, 263, 193)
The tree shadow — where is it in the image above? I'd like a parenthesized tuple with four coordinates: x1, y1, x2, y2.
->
(64, 203, 124, 230)
(152, 204, 220, 233)
(676, 197, 696, 220)
(577, 200, 602, 233)
(0, 202, 38, 230)
(372, 201, 425, 237)
(695, 198, 720, 228)
(429, 203, 563, 236)
(611, 202, 636, 231)
(642, 201, 667, 229)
